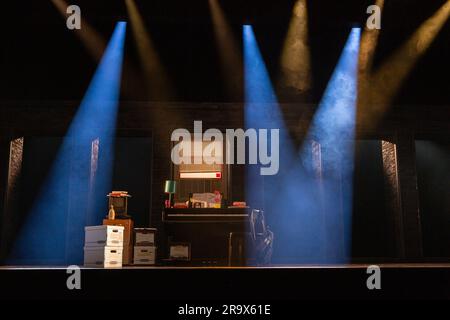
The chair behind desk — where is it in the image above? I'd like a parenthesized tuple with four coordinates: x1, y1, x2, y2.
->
(162, 208, 273, 266)
(228, 209, 274, 266)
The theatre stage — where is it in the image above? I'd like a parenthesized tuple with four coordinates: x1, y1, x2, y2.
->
(0, 264, 449, 300)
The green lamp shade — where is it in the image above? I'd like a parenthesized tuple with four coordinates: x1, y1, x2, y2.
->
(164, 180, 176, 194)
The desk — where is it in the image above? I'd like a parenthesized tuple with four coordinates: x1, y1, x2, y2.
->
(162, 208, 250, 223)
(161, 208, 251, 265)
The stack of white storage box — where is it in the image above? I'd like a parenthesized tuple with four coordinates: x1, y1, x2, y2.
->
(133, 228, 157, 265)
(84, 225, 124, 268)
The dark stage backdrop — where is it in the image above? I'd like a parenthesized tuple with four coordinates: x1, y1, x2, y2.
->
(416, 140, 450, 258)
(352, 140, 392, 259)
(112, 137, 153, 227)
(10, 137, 68, 265)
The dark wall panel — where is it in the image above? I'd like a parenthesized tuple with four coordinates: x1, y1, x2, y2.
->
(352, 140, 392, 258)
(416, 140, 450, 258)
(113, 137, 153, 227)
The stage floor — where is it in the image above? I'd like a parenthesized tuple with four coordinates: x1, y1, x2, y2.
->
(0, 263, 449, 300)
(2, 262, 450, 270)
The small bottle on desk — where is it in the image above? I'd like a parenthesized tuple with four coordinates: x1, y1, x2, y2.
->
(108, 205, 116, 220)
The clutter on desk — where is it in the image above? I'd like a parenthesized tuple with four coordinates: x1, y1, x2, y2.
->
(173, 201, 189, 209)
(228, 201, 249, 208)
(190, 191, 222, 208)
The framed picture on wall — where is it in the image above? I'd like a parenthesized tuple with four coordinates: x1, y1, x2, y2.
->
(172, 138, 230, 202)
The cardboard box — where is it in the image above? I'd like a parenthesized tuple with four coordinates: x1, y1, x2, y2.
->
(84, 225, 124, 247)
(103, 218, 134, 246)
(84, 246, 123, 268)
(133, 246, 156, 265)
(103, 219, 135, 266)
(134, 228, 157, 246)
(169, 242, 191, 261)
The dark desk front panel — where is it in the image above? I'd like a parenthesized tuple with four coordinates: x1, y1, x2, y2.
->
(162, 208, 250, 265)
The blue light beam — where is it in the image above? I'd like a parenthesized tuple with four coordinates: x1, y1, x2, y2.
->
(243, 25, 293, 210)
(300, 27, 361, 262)
(248, 27, 361, 264)
(9, 22, 127, 265)
(243, 25, 281, 129)
(243, 25, 317, 263)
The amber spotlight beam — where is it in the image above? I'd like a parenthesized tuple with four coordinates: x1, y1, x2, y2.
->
(125, 0, 172, 100)
(357, 0, 384, 127)
(51, 0, 106, 62)
(208, 0, 243, 99)
(279, 0, 311, 93)
(360, 0, 450, 129)
(359, 0, 385, 74)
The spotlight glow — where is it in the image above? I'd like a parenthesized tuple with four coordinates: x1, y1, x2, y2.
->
(243, 25, 284, 212)
(125, 0, 171, 100)
(279, 0, 311, 93)
(8, 22, 127, 265)
(244, 25, 314, 264)
(359, 0, 384, 74)
(243, 25, 282, 124)
(360, 0, 450, 129)
(209, 0, 243, 98)
(266, 28, 361, 264)
(302, 28, 361, 261)
(51, 0, 106, 61)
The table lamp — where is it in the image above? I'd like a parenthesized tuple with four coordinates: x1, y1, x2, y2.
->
(164, 180, 176, 208)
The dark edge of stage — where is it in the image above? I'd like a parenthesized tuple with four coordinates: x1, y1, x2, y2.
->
(0, 264, 449, 301)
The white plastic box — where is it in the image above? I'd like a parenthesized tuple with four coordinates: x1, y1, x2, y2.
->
(134, 228, 157, 246)
(133, 246, 156, 265)
(84, 225, 124, 247)
(84, 246, 123, 268)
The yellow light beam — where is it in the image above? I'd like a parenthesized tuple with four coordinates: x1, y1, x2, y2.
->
(125, 0, 172, 100)
(359, 0, 385, 74)
(360, 0, 450, 128)
(51, 0, 143, 100)
(279, 0, 311, 93)
(357, 0, 384, 127)
(51, 0, 106, 62)
(208, 0, 243, 99)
